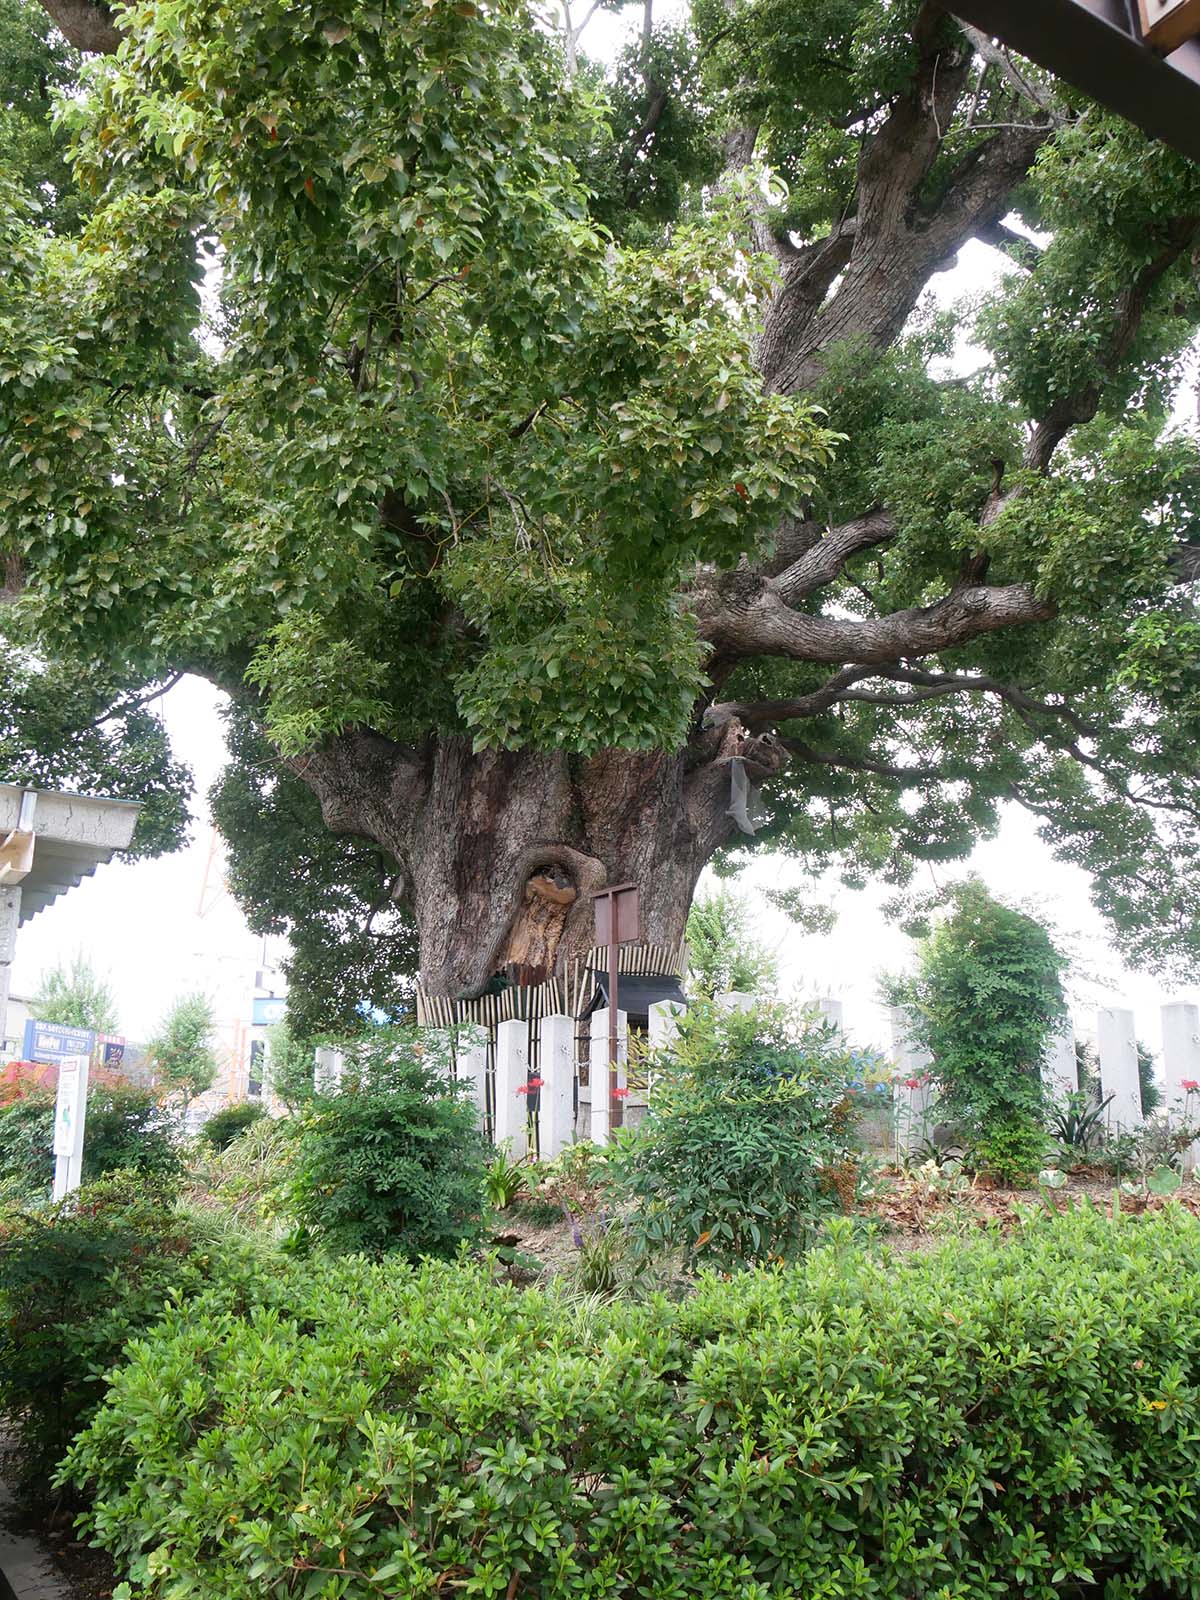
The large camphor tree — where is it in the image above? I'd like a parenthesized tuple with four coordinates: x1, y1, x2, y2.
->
(5, 0, 1200, 1009)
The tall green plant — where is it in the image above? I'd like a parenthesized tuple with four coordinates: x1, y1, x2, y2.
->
(287, 1028, 486, 1260)
(28, 952, 117, 1033)
(685, 888, 778, 999)
(612, 999, 859, 1270)
(146, 994, 218, 1115)
(263, 1020, 315, 1111)
(887, 880, 1067, 1182)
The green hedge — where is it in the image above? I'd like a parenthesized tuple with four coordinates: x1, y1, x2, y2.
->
(66, 1205, 1200, 1598)
(0, 1173, 279, 1488)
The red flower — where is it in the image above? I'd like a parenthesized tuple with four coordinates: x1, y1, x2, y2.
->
(903, 1078, 923, 1090)
(527, 1076, 544, 1090)
(515, 1084, 531, 1097)
(612, 1087, 631, 1099)
(1182, 1079, 1199, 1093)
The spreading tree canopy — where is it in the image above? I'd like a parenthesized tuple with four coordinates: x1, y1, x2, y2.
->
(4, 0, 1200, 1004)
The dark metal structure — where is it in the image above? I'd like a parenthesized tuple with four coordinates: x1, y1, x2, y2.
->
(950, 0, 1200, 162)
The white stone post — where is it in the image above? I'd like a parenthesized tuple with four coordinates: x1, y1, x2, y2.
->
(538, 1014, 575, 1159)
(717, 991, 756, 1012)
(493, 1019, 529, 1158)
(0, 884, 19, 1059)
(890, 1006, 934, 1159)
(814, 997, 844, 1029)
(1097, 1006, 1143, 1131)
(313, 1045, 344, 1094)
(454, 1026, 490, 1133)
(52, 1053, 90, 1202)
(588, 1007, 627, 1146)
(1161, 1002, 1200, 1172)
(648, 999, 684, 1050)
(1042, 1016, 1079, 1100)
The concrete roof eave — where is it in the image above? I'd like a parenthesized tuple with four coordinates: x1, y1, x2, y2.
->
(0, 784, 142, 925)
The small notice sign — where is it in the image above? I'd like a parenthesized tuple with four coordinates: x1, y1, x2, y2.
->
(52, 1053, 89, 1200)
(1138, 0, 1200, 51)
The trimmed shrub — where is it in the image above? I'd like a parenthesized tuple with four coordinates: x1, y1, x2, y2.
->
(0, 1172, 278, 1487)
(286, 1026, 487, 1259)
(0, 1084, 180, 1205)
(612, 999, 861, 1270)
(200, 1100, 267, 1151)
(66, 1206, 1200, 1599)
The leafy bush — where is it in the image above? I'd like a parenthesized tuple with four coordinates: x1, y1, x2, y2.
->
(65, 1206, 1200, 1599)
(611, 999, 860, 1270)
(287, 1026, 487, 1259)
(200, 1100, 266, 1151)
(0, 1172, 277, 1487)
(0, 1091, 54, 1202)
(0, 1084, 180, 1204)
(887, 880, 1066, 1182)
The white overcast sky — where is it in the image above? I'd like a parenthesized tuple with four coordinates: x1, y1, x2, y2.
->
(10, 3, 1200, 1068)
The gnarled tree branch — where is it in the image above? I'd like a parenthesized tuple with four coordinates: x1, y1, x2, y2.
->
(37, 0, 121, 52)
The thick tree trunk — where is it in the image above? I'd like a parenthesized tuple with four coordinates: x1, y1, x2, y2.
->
(295, 726, 781, 999)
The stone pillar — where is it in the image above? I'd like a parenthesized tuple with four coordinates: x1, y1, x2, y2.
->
(493, 1019, 529, 1158)
(814, 997, 844, 1029)
(0, 884, 20, 1059)
(313, 1045, 344, 1094)
(1161, 1002, 1200, 1172)
(890, 1006, 934, 1159)
(1042, 1016, 1079, 1100)
(588, 1007, 627, 1146)
(717, 991, 756, 1012)
(648, 999, 684, 1050)
(538, 1014, 575, 1160)
(1097, 1006, 1143, 1131)
(454, 1026, 490, 1134)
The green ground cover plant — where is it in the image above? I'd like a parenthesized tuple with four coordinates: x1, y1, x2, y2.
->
(64, 1205, 1200, 1599)
(611, 999, 862, 1272)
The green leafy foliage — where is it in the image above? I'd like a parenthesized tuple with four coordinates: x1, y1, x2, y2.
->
(263, 1020, 316, 1109)
(29, 950, 118, 1032)
(199, 1100, 266, 1152)
(887, 881, 1067, 1182)
(145, 993, 217, 1112)
(0, 1084, 180, 1205)
(685, 886, 779, 998)
(0, 1171, 276, 1488)
(64, 1206, 1200, 1597)
(611, 999, 860, 1269)
(209, 709, 417, 1041)
(0, 636, 191, 859)
(6, 0, 1200, 988)
(287, 1027, 487, 1260)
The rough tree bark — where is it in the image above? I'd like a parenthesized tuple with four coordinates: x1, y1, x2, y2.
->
(292, 724, 787, 999)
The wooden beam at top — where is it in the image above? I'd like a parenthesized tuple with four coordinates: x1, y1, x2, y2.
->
(950, 0, 1200, 163)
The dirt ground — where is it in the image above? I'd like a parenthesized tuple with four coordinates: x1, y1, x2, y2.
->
(494, 1167, 1200, 1277)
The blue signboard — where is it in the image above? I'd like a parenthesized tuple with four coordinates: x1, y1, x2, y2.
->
(23, 1019, 94, 1065)
(252, 996, 287, 1027)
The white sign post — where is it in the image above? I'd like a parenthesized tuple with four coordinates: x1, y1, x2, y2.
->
(52, 1052, 90, 1201)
